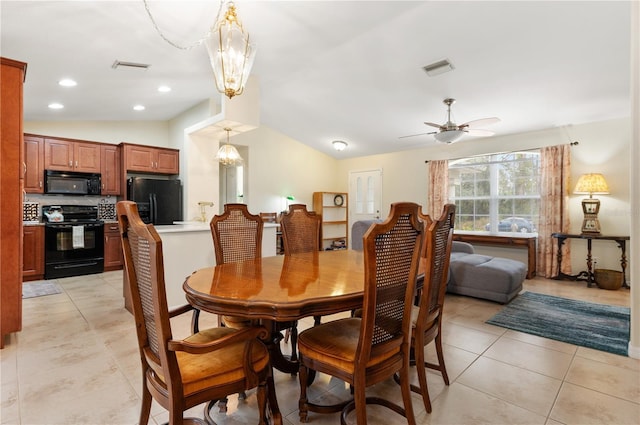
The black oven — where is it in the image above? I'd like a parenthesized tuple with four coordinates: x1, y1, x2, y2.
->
(43, 205, 104, 279)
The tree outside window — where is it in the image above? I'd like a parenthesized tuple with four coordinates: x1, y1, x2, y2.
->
(449, 151, 540, 233)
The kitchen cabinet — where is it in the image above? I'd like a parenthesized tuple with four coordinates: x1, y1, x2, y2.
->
(24, 135, 44, 193)
(121, 143, 179, 174)
(23, 226, 44, 281)
(104, 223, 123, 271)
(1, 57, 27, 348)
(312, 192, 349, 251)
(44, 138, 101, 173)
(100, 144, 121, 195)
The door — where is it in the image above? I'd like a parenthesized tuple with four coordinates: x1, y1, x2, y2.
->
(153, 180, 183, 225)
(349, 169, 383, 223)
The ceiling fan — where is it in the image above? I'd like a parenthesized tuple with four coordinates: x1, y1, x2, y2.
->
(400, 98, 500, 144)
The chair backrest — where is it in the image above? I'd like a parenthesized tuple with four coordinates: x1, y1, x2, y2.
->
(210, 204, 264, 265)
(417, 204, 456, 332)
(358, 202, 423, 365)
(260, 212, 278, 223)
(117, 201, 179, 391)
(280, 204, 321, 254)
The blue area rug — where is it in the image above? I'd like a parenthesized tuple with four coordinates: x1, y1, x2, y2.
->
(486, 292, 630, 356)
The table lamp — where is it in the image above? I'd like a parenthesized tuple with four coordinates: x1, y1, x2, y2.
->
(573, 173, 609, 234)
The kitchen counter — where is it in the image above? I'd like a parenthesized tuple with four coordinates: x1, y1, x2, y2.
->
(23, 221, 44, 226)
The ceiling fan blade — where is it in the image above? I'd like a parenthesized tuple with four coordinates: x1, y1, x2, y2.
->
(460, 117, 501, 128)
(465, 128, 495, 137)
(423, 121, 443, 129)
(398, 131, 436, 139)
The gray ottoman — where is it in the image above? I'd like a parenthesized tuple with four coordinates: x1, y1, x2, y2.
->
(447, 243, 526, 304)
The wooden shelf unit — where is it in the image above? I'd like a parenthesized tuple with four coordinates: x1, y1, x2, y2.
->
(313, 192, 348, 250)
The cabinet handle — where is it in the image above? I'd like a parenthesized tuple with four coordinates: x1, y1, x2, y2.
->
(23, 162, 26, 175)
(75, 161, 78, 167)
(102, 183, 105, 190)
(39, 181, 42, 188)
(69, 160, 73, 167)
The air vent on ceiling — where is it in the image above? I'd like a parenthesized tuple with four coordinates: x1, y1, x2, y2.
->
(423, 59, 454, 77)
(112, 60, 151, 70)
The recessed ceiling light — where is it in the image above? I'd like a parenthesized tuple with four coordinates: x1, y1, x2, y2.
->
(58, 78, 77, 87)
(133, 105, 146, 111)
(158, 85, 171, 93)
(48, 103, 64, 109)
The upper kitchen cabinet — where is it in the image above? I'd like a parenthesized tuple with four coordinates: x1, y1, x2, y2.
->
(24, 135, 44, 193)
(100, 144, 120, 195)
(121, 143, 179, 174)
(44, 138, 101, 173)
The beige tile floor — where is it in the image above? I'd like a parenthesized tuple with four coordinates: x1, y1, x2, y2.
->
(2, 272, 638, 425)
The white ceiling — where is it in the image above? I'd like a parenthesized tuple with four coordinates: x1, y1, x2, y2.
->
(0, 1, 632, 159)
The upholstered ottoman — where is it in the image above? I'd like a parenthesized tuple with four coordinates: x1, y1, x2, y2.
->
(447, 242, 526, 304)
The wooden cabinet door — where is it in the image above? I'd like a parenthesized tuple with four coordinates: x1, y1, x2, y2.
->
(124, 145, 154, 172)
(74, 142, 101, 173)
(155, 149, 179, 174)
(24, 135, 44, 193)
(101, 145, 121, 195)
(104, 224, 123, 271)
(22, 226, 44, 280)
(44, 138, 74, 171)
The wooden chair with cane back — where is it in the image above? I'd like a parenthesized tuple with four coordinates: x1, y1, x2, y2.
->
(116, 201, 281, 425)
(297, 202, 423, 425)
(410, 203, 456, 413)
(210, 203, 264, 329)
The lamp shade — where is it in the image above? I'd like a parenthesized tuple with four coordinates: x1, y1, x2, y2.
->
(434, 130, 465, 144)
(573, 173, 610, 196)
(215, 144, 243, 166)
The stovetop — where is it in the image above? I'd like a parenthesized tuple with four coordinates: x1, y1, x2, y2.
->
(42, 205, 102, 224)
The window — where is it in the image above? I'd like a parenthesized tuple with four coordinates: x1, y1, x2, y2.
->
(448, 151, 540, 234)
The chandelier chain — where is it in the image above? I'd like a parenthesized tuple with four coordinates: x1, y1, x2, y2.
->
(142, 0, 226, 50)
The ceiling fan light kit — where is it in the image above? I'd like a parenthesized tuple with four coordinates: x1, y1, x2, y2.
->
(400, 98, 500, 143)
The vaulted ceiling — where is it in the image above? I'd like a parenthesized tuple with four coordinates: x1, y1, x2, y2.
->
(1, 1, 631, 158)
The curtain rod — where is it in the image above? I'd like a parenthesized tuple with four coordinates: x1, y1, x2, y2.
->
(424, 141, 579, 163)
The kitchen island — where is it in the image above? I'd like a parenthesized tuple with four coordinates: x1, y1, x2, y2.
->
(124, 222, 279, 309)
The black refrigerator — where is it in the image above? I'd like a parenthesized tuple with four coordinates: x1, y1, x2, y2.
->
(127, 177, 183, 225)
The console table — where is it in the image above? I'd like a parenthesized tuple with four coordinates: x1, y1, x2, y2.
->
(452, 233, 537, 279)
(551, 233, 630, 288)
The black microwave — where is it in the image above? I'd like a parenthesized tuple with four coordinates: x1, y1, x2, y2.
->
(44, 170, 101, 195)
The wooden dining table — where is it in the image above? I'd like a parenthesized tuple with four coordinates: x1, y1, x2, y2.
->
(183, 249, 367, 374)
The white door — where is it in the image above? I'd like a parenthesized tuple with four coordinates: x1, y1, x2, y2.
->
(349, 169, 383, 222)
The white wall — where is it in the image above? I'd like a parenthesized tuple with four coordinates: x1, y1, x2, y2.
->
(24, 121, 170, 146)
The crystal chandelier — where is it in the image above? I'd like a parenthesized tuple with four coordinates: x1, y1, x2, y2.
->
(144, 0, 255, 99)
(204, 2, 256, 99)
(216, 128, 243, 166)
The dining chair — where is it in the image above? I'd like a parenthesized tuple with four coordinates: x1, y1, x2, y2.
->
(297, 202, 423, 425)
(116, 201, 282, 425)
(279, 204, 321, 254)
(410, 203, 456, 413)
(211, 204, 298, 370)
(278, 204, 323, 354)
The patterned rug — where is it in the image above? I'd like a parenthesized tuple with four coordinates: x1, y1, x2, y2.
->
(486, 291, 630, 356)
(22, 280, 62, 299)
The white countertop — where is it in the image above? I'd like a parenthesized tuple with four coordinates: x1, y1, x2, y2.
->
(155, 221, 279, 234)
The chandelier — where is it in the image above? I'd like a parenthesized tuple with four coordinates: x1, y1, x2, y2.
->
(204, 2, 256, 99)
(216, 128, 243, 166)
(144, 0, 255, 99)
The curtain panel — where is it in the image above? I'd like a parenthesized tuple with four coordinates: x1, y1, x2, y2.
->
(428, 160, 448, 218)
(539, 144, 572, 277)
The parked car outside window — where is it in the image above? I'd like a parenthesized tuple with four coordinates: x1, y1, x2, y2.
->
(485, 217, 536, 233)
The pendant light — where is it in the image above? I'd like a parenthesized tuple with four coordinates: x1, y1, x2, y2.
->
(216, 128, 243, 166)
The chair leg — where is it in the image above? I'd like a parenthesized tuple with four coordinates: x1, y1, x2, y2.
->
(398, 362, 417, 425)
(267, 372, 283, 425)
(257, 381, 268, 425)
(434, 332, 449, 385)
(289, 324, 298, 362)
(298, 361, 309, 423)
(414, 341, 432, 413)
(139, 379, 152, 425)
(354, 383, 367, 425)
